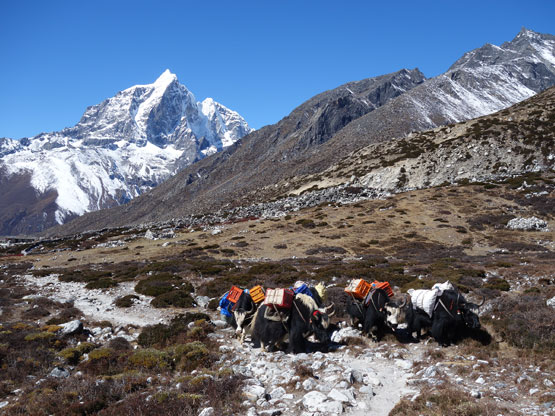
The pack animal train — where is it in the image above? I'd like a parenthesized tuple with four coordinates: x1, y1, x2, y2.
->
(219, 279, 486, 353)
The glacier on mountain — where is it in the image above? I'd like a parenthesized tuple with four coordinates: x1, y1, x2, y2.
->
(0, 70, 253, 226)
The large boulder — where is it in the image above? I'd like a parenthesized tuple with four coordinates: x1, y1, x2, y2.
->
(60, 320, 83, 336)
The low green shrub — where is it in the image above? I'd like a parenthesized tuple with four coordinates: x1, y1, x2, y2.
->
(151, 290, 194, 308)
(115, 294, 139, 308)
(484, 277, 510, 291)
(128, 348, 172, 371)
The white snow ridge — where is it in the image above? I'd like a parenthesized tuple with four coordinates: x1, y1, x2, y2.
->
(0, 70, 253, 225)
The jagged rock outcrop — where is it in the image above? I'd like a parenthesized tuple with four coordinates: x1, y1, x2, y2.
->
(0, 70, 252, 235)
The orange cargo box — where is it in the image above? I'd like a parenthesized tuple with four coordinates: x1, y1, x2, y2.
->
(371, 281, 394, 297)
(226, 286, 243, 303)
(250, 285, 265, 304)
(345, 279, 372, 300)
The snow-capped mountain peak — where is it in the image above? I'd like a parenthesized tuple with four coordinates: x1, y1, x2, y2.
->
(153, 69, 178, 86)
(0, 71, 253, 234)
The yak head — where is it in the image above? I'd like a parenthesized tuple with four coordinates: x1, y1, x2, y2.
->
(296, 294, 335, 343)
(233, 291, 256, 332)
(385, 295, 410, 329)
(459, 294, 484, 329)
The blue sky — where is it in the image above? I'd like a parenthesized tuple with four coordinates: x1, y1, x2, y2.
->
(1, 0, 554, 139)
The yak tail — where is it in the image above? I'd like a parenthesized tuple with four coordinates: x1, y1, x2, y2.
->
(315, 282, 327, 303)
(247, 306, 260, 334)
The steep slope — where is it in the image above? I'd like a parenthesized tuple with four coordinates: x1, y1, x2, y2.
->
(54, 29, 555, 235)
(0, 70, 252, 235)
(54, 69, 427, 233)
(302, 28, 555, 174)
(287, 86, 555, 196)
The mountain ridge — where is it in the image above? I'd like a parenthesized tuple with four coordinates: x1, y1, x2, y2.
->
(0, 71, 252, 235)
(51, 29, 555, 235)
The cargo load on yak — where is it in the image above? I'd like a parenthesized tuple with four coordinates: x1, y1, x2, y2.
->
(249, 285, 265, 304)
(219, 285, 245, 318)
(262, 288, 295, 322)
(226, 285, 243, 303)
(408, 281, 455, 317)
(264, 288, 295, 309)
(344, 279, 372, 300)
(293, 281, 313, 297)
(371, 281, 394, 298)
(219, 291, 234, 318)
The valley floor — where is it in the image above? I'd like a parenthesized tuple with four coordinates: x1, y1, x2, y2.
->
(0, 176, 553, 415)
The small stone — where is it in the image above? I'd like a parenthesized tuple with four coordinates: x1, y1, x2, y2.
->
(345, 369, 363, 384)
(258, 410, 282, 416)
(302, 378, 318, 390)
(395, 359, 413, 369)
(195, 296, 211, 309)
(244, 385, 266, 401)
(49, 367, 70, 378)
(471, 390, 482, 398)
(144, 229, 156, 240)
(475, 376, 485, 385)
(529, 388, 540, 395)
(422, 365, 437, 378)
(198, 408, 215, 416)
(302, 391, 327, 411)
(328, 388, 349, 402)
(507, 216, 548, 231)
(0, 401, 8, 409)
(317, 400, 343, 414)
(359, 385, 374, 395)
(543, 379, 554, 387)
(269, 387, 286, 400)
(311, 361, 323, 370)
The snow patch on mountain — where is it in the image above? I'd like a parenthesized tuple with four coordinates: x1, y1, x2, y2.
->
(0, 70, 253, 226)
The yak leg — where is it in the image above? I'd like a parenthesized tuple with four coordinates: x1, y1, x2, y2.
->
(287, 327, 307, 354)
(432, 320, 450, 347)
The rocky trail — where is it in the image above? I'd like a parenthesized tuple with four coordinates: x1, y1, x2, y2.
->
(210, 326, 420, 416)
(12, 269, 555, 416)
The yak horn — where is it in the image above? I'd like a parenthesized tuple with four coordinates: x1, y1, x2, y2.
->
(399, 296, 407, 308)
(324, 302, 335, 317)
(476, 295, 485, 307)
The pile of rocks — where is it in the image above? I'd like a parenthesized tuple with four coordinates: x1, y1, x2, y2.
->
(506, 216, 548, 231)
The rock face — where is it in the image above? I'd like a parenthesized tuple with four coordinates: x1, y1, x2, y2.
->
(54, 29, 555, 235)
(0, 70, 252, 235)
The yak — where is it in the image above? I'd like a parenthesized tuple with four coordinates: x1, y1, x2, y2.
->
(251, 293, 334, 354)
(386, 289, 484, 346)
(385, 295, 432, 341)
(232, 290, 258, 344)
(361, 288, 391, 341)
(431, 289, 483, 346)
(346, 289, 392, 340)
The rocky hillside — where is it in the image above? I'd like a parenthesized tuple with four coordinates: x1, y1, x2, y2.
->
(53, 29, 555, 236)
(1, 170, 553, 414)
(54, 69, 426, 234)
(0, 70, 252, 235)
(282, 85, 555, 197)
